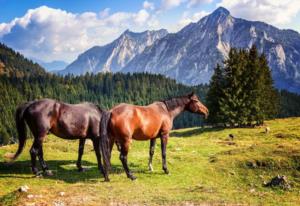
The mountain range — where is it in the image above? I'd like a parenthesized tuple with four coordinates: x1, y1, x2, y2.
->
(59, 7, 300, 94)
(35, 60, 68, 72)
(60, 29, 168, 75)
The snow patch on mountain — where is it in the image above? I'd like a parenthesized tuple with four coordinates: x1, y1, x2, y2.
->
(63, 7, 300, 94)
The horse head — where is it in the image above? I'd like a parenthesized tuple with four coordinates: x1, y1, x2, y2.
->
(186, 92, 209, 118)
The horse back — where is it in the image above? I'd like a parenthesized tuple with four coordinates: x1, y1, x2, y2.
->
(52, 102, 102, 139)
(24, 99, 102, 139)
(110, 103, 172, 140)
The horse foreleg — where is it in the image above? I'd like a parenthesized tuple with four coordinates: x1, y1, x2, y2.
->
(160, 134, 169, 174)
(120, 141, 136, 180)
(77, 139, 86, 172)
(92, 138, 109, 181)
(148, 138, 156, 171)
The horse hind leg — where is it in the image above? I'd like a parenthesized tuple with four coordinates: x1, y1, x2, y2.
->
(38, 137, 53, 176)
(30, 141, 39, 175)
(92, 138, 109, 181)
(77, 139, 86, 172)
(119, 140, 136, 180)
(148, 138, 156, 171)
(37, 134, 53, 176)
(30, 134, 52, 176)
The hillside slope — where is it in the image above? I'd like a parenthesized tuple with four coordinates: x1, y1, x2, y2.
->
(0, 43, 46, 76)
(0, 118, 300, 205)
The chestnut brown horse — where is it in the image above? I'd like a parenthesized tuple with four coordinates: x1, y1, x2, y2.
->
(5, 99, 110, 181)
(101, 92, 208, 180)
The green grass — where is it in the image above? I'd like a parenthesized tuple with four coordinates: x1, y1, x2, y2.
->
(0, 118, 300, 205)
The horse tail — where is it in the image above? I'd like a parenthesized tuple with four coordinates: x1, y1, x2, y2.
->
(5, 102, 31, 161)
(100, 110, 112, 171)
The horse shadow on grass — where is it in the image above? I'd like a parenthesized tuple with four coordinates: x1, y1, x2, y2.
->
(0, 159, 156, 183)
(171, 127, 224, 138)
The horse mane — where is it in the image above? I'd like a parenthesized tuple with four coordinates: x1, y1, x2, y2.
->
(83, 102, 104, 113)
(161, 95, 190, 111)
(93, 104, 105, 113)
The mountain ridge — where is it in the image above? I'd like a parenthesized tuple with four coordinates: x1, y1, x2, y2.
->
(61, 7, 300, 93)
(59, 29, 168, 75)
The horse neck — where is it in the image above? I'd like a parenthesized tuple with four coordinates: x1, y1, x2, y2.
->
(164, 97, 189, 119)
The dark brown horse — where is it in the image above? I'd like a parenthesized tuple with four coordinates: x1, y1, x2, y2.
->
(101, 92, 208, 180)
(5, 99, 110, 181)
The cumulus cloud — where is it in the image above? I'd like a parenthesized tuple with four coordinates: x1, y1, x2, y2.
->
(143, 1, 155, 10)
(177, 10, 209, 29)
(218, 0, 300, 26)
(0, 6, 156, 62)
(99, 8, 110, 18)
(161, 0, 183, 10)
(187, 0, 213, 8)
(134, 9, 150, 25)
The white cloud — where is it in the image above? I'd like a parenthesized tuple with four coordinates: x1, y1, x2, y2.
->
(0, 6, 158, 62)
(161, 0, 183, 10)
(177, 10, 209, 29)
(134, 9, 150, 25)
(218, 0, 300, 26)
(187, 0, 213, 8)
(99, 8, 110, 18)
(143, 1, 155, 10)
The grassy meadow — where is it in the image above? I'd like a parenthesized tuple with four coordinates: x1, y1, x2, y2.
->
(0, 118, 300, 205)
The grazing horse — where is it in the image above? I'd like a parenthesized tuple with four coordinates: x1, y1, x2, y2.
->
(101, 92, 208, 180)
(5, 99, 110, 181)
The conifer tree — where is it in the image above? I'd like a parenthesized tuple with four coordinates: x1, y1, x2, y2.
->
(206, 64, 223, 124)
(206, 46, 278, 126)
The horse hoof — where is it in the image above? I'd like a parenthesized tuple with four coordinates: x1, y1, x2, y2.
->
(44, 170, 54, 176)
(31, 167, 42, 175)
(164, 169, 169, 175)
(148, 164, 154, 172)
(34, 171, 43, 178)
(104, 177, 110, 182)
(129, 175, 137, 181)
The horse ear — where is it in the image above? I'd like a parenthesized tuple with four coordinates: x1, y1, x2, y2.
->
(188, 92, 195, 98)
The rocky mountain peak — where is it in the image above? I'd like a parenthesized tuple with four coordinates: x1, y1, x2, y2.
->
(61, 7, 300, 94)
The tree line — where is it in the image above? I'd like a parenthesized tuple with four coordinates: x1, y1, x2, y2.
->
(0, 72, 208, 145)
(0, 43, 300, 145)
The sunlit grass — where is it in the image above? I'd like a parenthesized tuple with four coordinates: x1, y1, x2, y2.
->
(0, 118, 300, 205)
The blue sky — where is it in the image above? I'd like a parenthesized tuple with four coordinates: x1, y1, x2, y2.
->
(0, 0, 299, 63)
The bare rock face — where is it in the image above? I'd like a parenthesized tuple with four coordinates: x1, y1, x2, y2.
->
(62, 7, 300, 94)
(60, 29, 168, 75)
(264, 175, 291, 189)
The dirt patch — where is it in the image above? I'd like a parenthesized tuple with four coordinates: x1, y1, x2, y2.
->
(218, 148, 246, 156)
(208, 156, 218, 163)
(243, 156, 300, 170)
(217, 141, 237, 146)
(264, 175, 291, 190)
(274, 133, 299, 139)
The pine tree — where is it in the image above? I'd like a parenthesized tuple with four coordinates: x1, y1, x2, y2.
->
(206, 64, 224, 124)
(257, 54, 279, 123)
(206, 46, 279, 127)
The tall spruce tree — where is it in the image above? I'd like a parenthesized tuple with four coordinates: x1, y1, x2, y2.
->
(257, 54, 279, 122)
(206, 64, 224, 124)
(206, 46, 278, 126)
